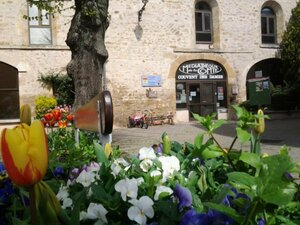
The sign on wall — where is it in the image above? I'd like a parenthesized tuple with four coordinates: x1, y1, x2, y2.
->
(141, 75, 162, 87)
(176, 60, 226, 80)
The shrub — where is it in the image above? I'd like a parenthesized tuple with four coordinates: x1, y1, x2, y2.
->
(37, 71, 74, 106)
(34, 95, 57, 119)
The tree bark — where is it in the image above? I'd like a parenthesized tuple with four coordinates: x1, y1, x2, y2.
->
(66, 0, 109, 109)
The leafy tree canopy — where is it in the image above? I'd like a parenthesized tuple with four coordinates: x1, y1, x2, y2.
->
(281, 1, 300, 83)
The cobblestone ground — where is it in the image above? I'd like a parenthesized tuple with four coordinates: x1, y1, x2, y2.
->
(111, 119, 300, 162)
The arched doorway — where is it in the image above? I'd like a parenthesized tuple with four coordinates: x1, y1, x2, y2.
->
(246, 58, 282, 107)
(247, 58, 283, 86)
(176, 60, 227, 117)
(0, 62, 20, 120)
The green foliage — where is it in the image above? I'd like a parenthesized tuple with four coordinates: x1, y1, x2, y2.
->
(24, 0, 65, 20)
(34, 95, 57, 119)
(1, 105, 300, 224)
(278, 1, 300, 110)
(47, 129, 97, 174)
(37, 71, 74, 106)
(281, 1, 300, 83)
(270, 81, 300, 110)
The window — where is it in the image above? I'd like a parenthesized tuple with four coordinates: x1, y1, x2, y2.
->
(28, 2, 52, 45)
(0, 63, 20, 120)
(195, 2, 212, 43)
(261, 7, 276, 44)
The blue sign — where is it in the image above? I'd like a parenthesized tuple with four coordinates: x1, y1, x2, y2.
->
(141, 75, 162, 87)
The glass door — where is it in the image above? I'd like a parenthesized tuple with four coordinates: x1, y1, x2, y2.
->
(187, 83, 201, 116)
(187, 82, 216, 116)
(200, 82, 216, 116)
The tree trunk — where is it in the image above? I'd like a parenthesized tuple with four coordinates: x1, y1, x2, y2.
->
(66, 0, 109, 109)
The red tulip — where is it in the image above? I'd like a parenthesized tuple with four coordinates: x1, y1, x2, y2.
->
(66, 114, 73, 122)
(0, 120, 48, 186)
(52, 109, 62, 121)
(44, 113, 53, 122)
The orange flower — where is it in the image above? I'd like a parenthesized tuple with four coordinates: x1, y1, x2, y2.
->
(58, 120, 67, 128)
(0, 120, 48, 186)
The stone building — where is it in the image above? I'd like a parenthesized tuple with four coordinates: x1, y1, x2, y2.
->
(0, 0, 297, 126)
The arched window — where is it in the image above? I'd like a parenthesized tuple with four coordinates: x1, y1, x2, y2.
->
(0, 62, 20, 120)
(261, 7, 276, 44)
(195, 2, 212, 43)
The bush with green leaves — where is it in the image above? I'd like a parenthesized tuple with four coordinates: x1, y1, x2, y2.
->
(34, 95, 57, 119)
(37, 71, 74, 106)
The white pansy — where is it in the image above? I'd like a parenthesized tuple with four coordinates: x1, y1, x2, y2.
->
(115, 177, 139, 201)
(140, 159, 153, 172)
(56, 185, 69, 201)
(62, 197, 73, 209)
(158, 156, 180, 182)
(111, 158, 130, 177)
(128, 196, 154, 225)
(150, 170, 161, 177)
(86, 202, 108, 224)
(154, 185, 173, 201)
(133, 177, 144, 185)
(111, 162, 122, 177)
(138, 147, 156, 160)
(80, 211, 88, 221)
(76, 170, 96, 187)
(86, 162, 101, 173)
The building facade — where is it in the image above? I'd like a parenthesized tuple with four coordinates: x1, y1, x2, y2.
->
(0, 0, 297, 126)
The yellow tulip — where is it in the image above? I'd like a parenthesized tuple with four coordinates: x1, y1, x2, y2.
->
(0, 120, 48, 186)
(104, 143, 112, 159)
(255, 109, 265, 134)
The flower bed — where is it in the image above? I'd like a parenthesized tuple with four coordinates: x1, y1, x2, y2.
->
(0, 106, 299, 225)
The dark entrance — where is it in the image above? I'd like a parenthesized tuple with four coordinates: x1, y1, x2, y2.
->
(0, 62, 20, 120)
(176, 60, 227, 117)
(188, 82, 216, 116)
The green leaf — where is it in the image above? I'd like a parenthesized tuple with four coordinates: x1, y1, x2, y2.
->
(70, 191, 86, 225)
(156, 200, 180, 224)
(203, 202, 243, 223)
(192, 112, 205, 124)
(210, 119, 227, 132)
(11, 218, 29, 225)
(236, 127, 251, 144)
(198, 172, 208, 193)
(227, 172, 256, 190)
(201, 145, 224, 159)
(94, 141, 108, 163)
(194, 133, 204, 149)
(232, 105, 244, 119)
(257, 154, 297, 206)
(239, 152, 261, 169)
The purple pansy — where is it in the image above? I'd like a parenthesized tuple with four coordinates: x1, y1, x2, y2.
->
(0, 162, 5, 174)
(0, 178, 14, 204)
(257, 218, 265, 225)
(181, 209, 212, 225)
(174, 183, 192, 211)
(181, 208, 234, 225)
(54, 166, 64, 178)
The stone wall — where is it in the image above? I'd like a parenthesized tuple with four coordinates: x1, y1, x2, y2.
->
(105, 0, 297, 125)
(0, 0, 72, 110)
(0, 0, 297, 126)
